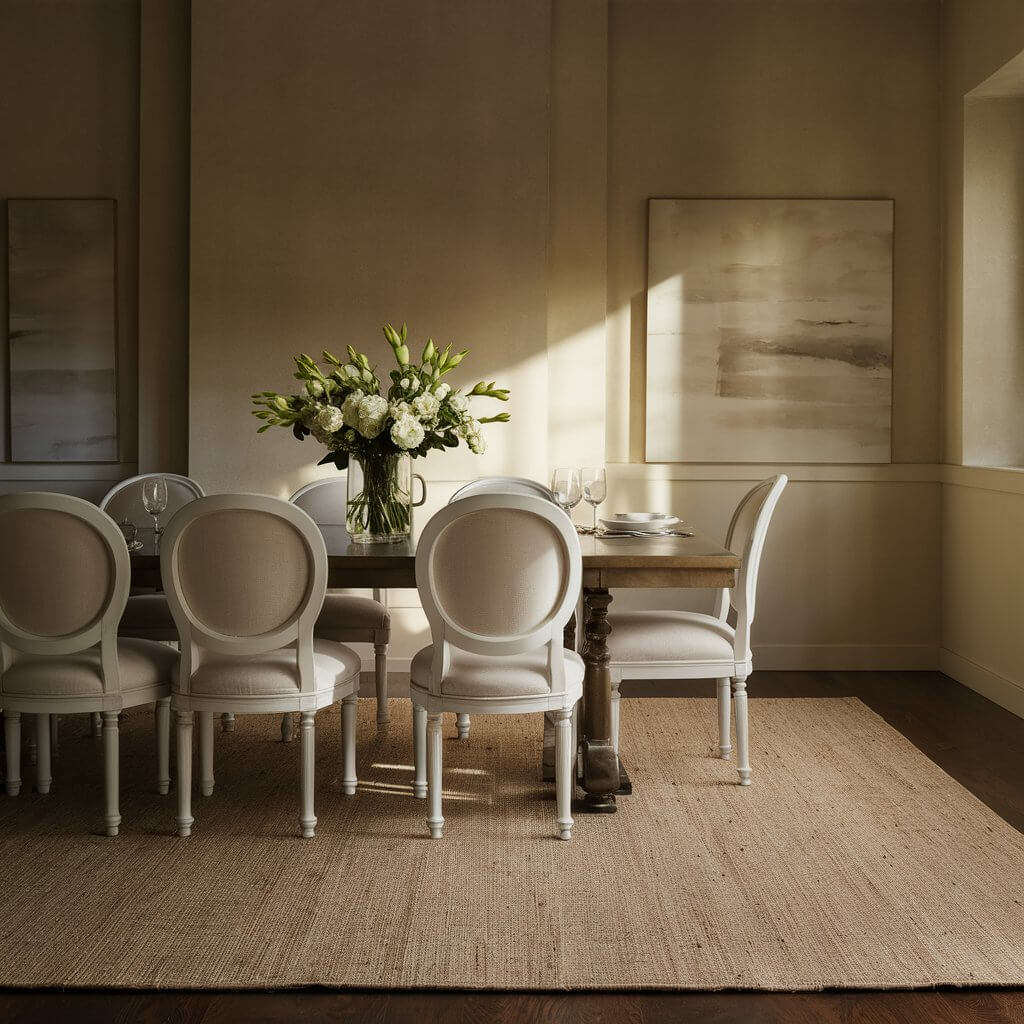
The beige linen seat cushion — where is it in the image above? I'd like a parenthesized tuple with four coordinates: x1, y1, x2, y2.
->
(606, 610, 736, 663)
(2, 638, 178, 696)
(411, 644, 585, 697)
(190, 639, 361, 697)
(317, 593, 390, 634)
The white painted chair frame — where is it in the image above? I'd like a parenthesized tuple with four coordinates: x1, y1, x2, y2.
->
(0, 492, 173, 835)
(449, 475, 556, 504)
(445, 476, 559, 740)
(607, 475, 787, 786)
(98, 472, 208, 731)
(289, 477, 391, 730)
(99, 472, 205, 520)
(160, 494, 361, 838)
(412, 493, 583, 840)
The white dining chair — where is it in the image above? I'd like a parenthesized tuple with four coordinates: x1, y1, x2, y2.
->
(449, 476, 556, 503)
(0, 492, 176, 835)
(411, 493, 583, 840)
(605, 475, 787, 786)
(98, 473, 207, 732)
(161, 494, 361, 838)
(289, 476, 391, 731)
(445, 476, 558, 741)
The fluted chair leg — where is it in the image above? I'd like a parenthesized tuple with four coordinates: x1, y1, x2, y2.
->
(412, 703, 427, 798)
(35, 714, 51, 795)
(4, 711, 21, 796)
(281, 712, 294, 743)
(176, 710, 194, 837)
(299, 711, 317, 838)
(341, 696, 358, 795)
(198, 711, 215, 796)
(374, 642, 388, 725)
(455, 713, 471, 740)
(91, 711, 102, 738)
(427, 712, 444, 838)
(733, 675, 751, 786)
(220, 712, 235, 733)
(717, 677, 732, 759)
(102, 712, 121, 837)
(156, 697, 171, 794)
(555, 708, 574, 841)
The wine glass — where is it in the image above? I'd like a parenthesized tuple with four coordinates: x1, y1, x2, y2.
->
(550, 468, 582, 522)
(581, 467, 607, 534)
(142, 477, 169, 538)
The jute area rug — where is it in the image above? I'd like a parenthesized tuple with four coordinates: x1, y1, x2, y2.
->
(1, 696, 1023, 990)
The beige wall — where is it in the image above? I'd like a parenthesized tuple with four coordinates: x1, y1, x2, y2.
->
(601, 0, 942, 663)
(189, 0, 552, 496)
(0, 0, 140, 501)
(186, 0, 945, 668)
(940, 1, 1024, 717)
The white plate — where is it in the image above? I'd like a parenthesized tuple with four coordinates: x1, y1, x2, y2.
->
(600, 513, 680, 533)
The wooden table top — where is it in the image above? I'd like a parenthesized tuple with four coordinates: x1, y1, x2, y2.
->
(130, 524, 739, 590)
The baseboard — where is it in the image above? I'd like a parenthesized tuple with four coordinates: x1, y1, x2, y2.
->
(752, 644, 939, 671)
(939, 648, 1024, 719)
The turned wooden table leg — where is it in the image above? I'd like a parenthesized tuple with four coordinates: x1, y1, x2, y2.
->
(578, 587, 618, 812)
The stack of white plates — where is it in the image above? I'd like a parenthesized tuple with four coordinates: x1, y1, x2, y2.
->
(599, 512, 680, 534)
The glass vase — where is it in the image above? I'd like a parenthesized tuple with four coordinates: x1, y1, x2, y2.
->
(346, 453, 425, 543)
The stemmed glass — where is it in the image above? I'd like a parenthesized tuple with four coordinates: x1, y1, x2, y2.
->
(142, 477, 169, 539)
(580, 467, 607, 534)
(550, 468, 582, 522)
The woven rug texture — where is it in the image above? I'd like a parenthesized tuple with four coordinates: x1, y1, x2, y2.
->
(1, 696, 1022, 990)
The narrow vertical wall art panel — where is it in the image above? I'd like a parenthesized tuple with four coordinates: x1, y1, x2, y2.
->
(7, 199, 118, 462)
(645, 199, 893, 463)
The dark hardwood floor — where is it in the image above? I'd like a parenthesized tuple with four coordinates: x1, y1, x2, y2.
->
(5, 671, 1024, 1024)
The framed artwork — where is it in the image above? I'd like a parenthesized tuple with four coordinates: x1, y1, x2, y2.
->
(645, 198, 893, 463)
(7, 198, 118, 462)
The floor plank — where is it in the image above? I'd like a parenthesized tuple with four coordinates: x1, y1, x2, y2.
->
(4, 671, 1023, 1023)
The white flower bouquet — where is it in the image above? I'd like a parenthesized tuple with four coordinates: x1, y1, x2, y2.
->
(252, 323, 510, 540)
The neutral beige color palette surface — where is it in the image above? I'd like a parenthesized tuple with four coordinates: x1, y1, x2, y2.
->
(1, 697, 1022, 990)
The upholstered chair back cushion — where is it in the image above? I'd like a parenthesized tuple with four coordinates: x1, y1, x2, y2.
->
(0, 507, 113, 638)
(428, 507, 568, 641)
(101, 475, 203, 528)
(175, 509, 313, 637)
(291, 478, 346, 526)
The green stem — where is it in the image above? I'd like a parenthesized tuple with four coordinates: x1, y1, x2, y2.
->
(347, 455, 412, 540)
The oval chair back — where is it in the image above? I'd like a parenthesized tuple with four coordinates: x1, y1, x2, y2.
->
(448, 475, 555, 504)
(290, 476, 348, 526)
(160, 494, 328, 694)
(415, 493, 581, 696)
(0, 493, 129, 687)
(712, 475, 788, 660)
(100, 473, 205, 529)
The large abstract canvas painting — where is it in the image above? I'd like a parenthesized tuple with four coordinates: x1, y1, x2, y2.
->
(645, 199, 893, 463)
(7, 199, 118, 462)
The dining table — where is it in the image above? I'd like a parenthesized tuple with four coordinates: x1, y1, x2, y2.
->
(131, 525, 739, 812)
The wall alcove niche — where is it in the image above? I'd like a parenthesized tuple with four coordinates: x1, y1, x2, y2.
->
(963, 46, 1024, 469)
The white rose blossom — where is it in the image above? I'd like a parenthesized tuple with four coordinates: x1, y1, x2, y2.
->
(433, 382, 451, 398)
(342, 392, 364, 428)
(357, 393, 389, 439)
(448, 393, 468, 414)
(388, 400, 411, 420)
(411, 393, 440, 421)
(391, 413, 425, 450)
(315, 405, 344, 433)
